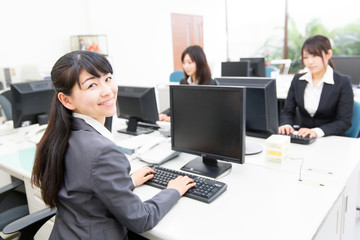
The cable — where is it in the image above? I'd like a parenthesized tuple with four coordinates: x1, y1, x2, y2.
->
(290, 156, 304, 181)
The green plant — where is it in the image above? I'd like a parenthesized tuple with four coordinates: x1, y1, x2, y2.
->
(258, 18, 360, 73)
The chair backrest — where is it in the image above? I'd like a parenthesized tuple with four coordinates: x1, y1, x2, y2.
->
(169, 70, 184, 83)
(345, 101, 360, 138)
(0, 90, 12, 121)
(265, 66, 278, 77)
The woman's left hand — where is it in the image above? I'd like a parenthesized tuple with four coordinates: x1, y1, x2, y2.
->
(298, 128, 317, 138)
(131, 167, 155, 187)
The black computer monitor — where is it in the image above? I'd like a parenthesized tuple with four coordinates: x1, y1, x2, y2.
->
(170, 85, 246, 178)
(332, 56, 360, 86)
(215, 77, 278, 139)
(221, 61, 250, 77)
(11, 80, 54, 128)
(240, 57, 266, 77)
(117, 86, 159, 135)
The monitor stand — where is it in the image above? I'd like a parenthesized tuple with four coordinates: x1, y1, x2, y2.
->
(117, 117, 154, 135)
(245, 141, 263, 155)
(180, 156, 232, 179)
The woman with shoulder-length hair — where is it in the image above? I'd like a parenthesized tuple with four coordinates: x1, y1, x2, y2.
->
(159, 45, 214, 121)
(180, 45, 214, 85)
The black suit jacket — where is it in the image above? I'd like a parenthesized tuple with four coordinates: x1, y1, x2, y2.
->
(280, 71, 353, 136)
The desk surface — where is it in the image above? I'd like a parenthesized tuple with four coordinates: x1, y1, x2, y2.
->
(131, 136, 359, 240)
(0, 120, 359, 240)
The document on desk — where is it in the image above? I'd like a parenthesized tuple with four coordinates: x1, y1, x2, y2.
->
(115, 134, 166, 155)
(137, 142, 179, 165)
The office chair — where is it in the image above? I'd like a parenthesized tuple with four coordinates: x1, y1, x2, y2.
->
(1, 207, 56, 240)
(0, 180, 29, 238)
(345, 101, 360, 138)
(0, 91, 12, 121)
(169, 70, 184, 83)
(265, 66, 278, 77)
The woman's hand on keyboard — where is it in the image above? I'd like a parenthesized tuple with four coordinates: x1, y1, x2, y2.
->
(158, 113, 171, 122)
(278, 124, 294, 135)
(167, 176, 196, 196)
(131, 167, 156, 187)
(298, 128, 317, 138)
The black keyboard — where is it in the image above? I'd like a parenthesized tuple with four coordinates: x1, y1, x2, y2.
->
(288, 134, 316, 145)
(145, 165, 227, 203)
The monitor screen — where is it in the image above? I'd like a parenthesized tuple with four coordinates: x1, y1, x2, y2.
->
(240, 57, 266, 77)
(221, 61, 250, 77)
(170, 85, 246, 178)
(332, 56, 360, 86)
(11, 80, 54, 128)
(117, 86, 159, 135)
(215, 77, 278, 138)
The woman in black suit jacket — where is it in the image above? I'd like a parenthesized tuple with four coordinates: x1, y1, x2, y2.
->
(279, 35, 353, 138)
(159, 45, 215, 121)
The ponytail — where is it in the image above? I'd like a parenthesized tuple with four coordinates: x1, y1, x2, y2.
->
(32, 94, 72, 208)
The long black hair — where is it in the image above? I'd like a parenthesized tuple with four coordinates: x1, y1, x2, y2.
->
(31, 51, 113, 208)
(301, 35, 335, 69)
(181, 45, 212, 85)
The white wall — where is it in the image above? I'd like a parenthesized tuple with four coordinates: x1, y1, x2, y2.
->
(226, 0, 284, 60)
(88, 0, 227, 86)
(0, 0, 227, 87)
(1, 0, 358, 88)
(0, 0, 91, 82)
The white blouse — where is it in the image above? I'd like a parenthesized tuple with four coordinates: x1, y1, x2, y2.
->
(298, 65, 335, 137)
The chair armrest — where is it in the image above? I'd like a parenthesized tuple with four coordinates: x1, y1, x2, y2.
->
(0, 180, 23, 196)
(2, 208, 56, 237)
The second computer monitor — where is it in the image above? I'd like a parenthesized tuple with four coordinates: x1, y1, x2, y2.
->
(117, 86, 159, 135)
(240, 57, 266, 77)
(332, 56, 360, 86)
(221, 61, 251, 77)
(11, 80, 54, 128)
(215, 77, 278, 138)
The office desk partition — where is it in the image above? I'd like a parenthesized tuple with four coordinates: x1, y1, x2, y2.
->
(0, 121, 359, 240)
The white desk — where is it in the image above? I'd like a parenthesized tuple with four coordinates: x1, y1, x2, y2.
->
(129, 136, 359, 240)
(0, 121, 359, 240)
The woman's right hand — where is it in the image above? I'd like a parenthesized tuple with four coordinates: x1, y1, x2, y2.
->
(158, 113, 171, 122)
(278, 124, 294, 135)
(167, 175, 196, 196)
